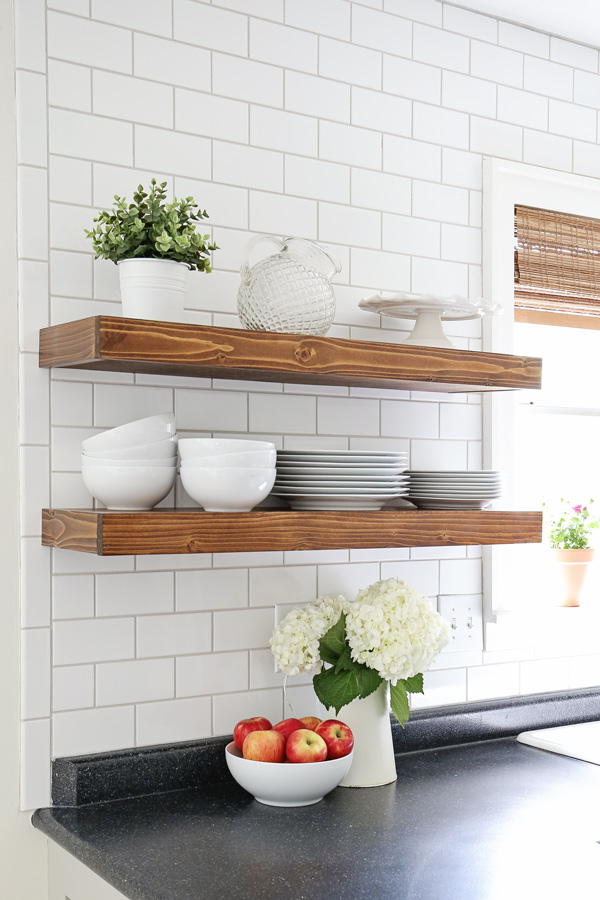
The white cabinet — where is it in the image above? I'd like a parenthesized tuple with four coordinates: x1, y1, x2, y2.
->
(49, 842, 128, 900)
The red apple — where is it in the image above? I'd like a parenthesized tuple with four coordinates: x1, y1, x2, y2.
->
(242, 729, 285, 763)
(315, 719, 354, 759)
(233, 716, 272, 751)
(285, 729, 328, 763)
(299, 716, 322, 731)
(273, 717, 304, 741)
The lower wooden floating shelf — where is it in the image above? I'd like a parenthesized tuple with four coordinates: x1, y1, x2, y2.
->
(42, 508, 543, 556)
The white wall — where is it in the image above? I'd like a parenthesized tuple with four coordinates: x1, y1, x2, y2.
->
(15, 0, 600, 808)
(1, 0, 48, 894)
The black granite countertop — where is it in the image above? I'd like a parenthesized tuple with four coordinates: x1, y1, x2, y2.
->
(33, 691, 600, 900)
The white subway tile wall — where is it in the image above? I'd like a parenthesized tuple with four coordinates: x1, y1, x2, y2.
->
(15, 0, 600, 808)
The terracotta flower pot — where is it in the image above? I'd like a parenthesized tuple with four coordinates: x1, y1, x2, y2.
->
(552, 548, 595, 607)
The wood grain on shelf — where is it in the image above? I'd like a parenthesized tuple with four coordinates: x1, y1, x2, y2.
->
(42, 509, 100, 554)
(39, 316, 542, 393)
(42, 508, 543, 556)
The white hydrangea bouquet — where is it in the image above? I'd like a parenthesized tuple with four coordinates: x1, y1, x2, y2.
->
(270, 577, 450, 727)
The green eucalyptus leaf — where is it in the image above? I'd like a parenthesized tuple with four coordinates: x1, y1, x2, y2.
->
(84, 179, 218, 271)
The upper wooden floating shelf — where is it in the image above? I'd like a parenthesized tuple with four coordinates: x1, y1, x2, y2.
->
(39, 316, 542, 393)
(42, 508, 543, 556)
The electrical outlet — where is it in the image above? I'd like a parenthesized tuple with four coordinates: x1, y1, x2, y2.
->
(274, 602, 307, 628)
(438, 595, 483, 652)
(272, 602, 309, 673)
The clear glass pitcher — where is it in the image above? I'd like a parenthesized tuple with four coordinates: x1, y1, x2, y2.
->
(237, 235, 341, 336)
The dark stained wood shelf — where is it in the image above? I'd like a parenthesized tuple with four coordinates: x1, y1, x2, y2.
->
(42, 508, 543, 556)
(39, 317, 543, 557)
(39, 316, 542, 393)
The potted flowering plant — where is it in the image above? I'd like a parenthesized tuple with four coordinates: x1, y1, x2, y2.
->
(544, 499, 598, 606)
(270, 577, 449, 787)
(85, 179, 218, 322)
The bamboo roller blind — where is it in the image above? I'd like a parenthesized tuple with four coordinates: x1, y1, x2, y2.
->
(514, 204, 600, 317)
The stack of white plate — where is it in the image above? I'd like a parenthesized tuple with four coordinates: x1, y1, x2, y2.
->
(406, 470, 503, 509)
(81, 413, 178, 510)
(273, 450, 409, 510)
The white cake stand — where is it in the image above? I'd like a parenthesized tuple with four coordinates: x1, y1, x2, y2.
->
(358, 292, 502, 349)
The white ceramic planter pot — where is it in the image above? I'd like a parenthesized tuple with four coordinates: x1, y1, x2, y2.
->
(118, 258, 189, 322)
(331, 681, 398, 788)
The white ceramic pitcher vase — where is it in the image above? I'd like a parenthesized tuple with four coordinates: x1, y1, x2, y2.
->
(332, 681, 398, 788)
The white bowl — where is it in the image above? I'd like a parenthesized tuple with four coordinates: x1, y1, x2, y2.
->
(225, 742, 353, 807)
(82, 465, 176, 510)
(83, 436, 178, 460)
(180, 448, 277, 468)
(180, 466, 276, 512)
(178, 439, 275, 460)
(81, 413, 176, 452)
(82, 454, 177, 468)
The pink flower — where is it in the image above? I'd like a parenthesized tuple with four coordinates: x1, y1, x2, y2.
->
(572, 505, 583, 514)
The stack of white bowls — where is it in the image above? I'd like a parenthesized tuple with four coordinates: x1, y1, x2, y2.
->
(179, 439, 276, 512)
(81, 413, 178, 510)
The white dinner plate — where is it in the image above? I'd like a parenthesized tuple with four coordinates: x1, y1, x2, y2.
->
(409, 484, 503, 491)
(277, 472, 409, 480)
(276, 464, 408, 475)
(409, 498, 495, 509)
(409, 475, 502, 481)
(407, 470, 501, 477)
(277, 471, 410, 478)
(278, 459, 408, 467)
(408, 474, 502, 481)
(278, 453, 408, 463)
(285, 497, 393, 510)
(407, 482, 502, 488)
(407, 496, 502, 502)
(408, 483, 502, 492)
(409, 484, 503, 492)
(275, 479, 409, 488)
(408, 492, 501, 500)
(279, 450, 407, 457)
(272, 487, 407, 496)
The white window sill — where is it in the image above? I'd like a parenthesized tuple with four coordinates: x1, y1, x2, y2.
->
(486, 603, 600, 656)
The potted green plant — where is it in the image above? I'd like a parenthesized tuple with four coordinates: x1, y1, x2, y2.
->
(545, 499, 599, 606)
(85, 179, 218, 322)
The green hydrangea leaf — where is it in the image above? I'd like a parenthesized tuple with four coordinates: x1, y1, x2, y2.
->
(390, 681, 410, 727)
(313, 664, 382, 715)
(318, 613, 347, 666)
(333, 645, 355, 673)
(404, 673, 424, 694)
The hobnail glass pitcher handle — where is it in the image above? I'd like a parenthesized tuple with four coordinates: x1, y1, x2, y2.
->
(239, 234, 287, 284)
(284, 238, 342, 281)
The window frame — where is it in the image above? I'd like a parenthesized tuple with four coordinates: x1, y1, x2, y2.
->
(482, 158, 600, 623)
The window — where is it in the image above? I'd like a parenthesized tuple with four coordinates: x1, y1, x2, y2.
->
(513, 202, 600, 519)
(514, 204, 600, 329)
(482, 160, 600, 632)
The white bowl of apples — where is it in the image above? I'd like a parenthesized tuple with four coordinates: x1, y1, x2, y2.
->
(226, 716, 354, 808)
